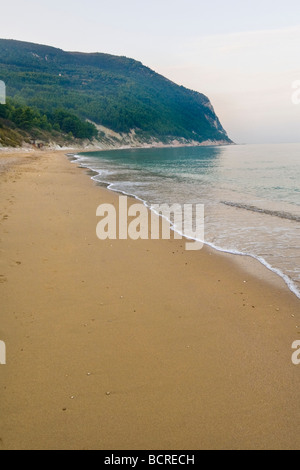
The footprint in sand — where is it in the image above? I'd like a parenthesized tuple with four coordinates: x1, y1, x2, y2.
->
(0, 275, 7, 283)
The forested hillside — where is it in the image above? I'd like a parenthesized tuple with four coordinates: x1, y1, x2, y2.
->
(0, 39, 232, 146)
(0, 100, 97, 147)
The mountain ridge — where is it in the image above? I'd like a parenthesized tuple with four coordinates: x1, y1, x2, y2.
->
(0, 38, 233, 148)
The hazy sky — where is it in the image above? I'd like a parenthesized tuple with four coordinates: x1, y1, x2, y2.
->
(1, 0, 300, 143)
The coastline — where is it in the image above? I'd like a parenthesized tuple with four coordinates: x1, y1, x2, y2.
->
(0, 135, 234, 155)
(0, 150, 299, 450)
(71, 151, 300, 301)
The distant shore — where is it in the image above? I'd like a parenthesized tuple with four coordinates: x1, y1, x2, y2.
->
(0, 136, 234, 155)
(0, 150, 299, 450)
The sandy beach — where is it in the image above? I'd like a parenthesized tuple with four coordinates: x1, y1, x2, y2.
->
(0, 149, 299, 450)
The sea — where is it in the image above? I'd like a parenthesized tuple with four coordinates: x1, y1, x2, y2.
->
(73, 143, 300, 299)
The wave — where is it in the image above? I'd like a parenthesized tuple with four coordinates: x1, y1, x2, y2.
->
(70, 153, 300, 300)
(221, 201, 300, 222)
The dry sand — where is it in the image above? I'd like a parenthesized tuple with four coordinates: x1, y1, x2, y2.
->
(0, 150, 299, 450)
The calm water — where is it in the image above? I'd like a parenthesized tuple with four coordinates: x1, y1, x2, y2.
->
(74, 143, 300, 298)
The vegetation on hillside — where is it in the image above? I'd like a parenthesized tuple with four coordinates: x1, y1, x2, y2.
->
(0, 39, 232, 145)
(0, 100, 98, 147)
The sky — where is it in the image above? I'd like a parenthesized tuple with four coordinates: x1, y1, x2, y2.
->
(1, 0, 300, 144)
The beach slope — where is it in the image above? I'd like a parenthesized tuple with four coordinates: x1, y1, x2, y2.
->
(0, 151, 299, 450)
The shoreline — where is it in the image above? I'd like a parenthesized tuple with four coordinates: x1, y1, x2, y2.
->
(70, 151, 300, 301)
(0, 138, 234, 156)
(0, 150, 299, 450)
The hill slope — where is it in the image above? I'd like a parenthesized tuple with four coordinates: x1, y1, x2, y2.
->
(0, 99, 98, 148)
(0, 39, 232, 146)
